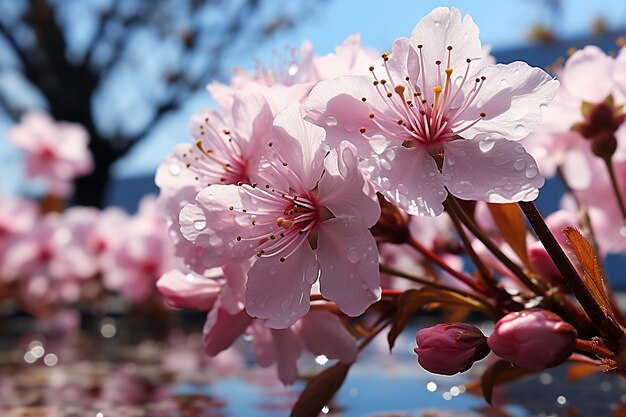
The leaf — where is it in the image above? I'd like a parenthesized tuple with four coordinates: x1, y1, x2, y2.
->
(487, 203, 531, 270)
(290, 362, 351, 417)
(480, 360, 535, 405)
(387, 288, 483, 351)
(613, 403, 626, 417)
(566, 363, 602, 382)
(564, 227, 612, 312)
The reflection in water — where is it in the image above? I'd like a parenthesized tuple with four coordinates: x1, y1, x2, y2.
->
(0, 318, 625, 417)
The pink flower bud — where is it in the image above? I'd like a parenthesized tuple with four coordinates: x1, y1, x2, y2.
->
(414, 323, 490, 375)
(528, 241, 565, 289)
(488, 309, 577, 370)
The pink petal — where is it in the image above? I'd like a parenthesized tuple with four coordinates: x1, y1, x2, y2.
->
(156, 269, 221, 311)
(296, 311, 358, 363)
(363, 145, 446, 216)
(385, 37, 420, 88)
(464, 62, 559, 140)
(410, 7, 482, 97)
(232, 92, 274, 148)
(203, 307, 252, 356)
(245, 244, 319, 329)
(561, 46, 614, 103)
(271, 328, 302, 384)
(443, 136, 544, 203)
(272, 104, 326, 190)
(304, 75, 387, 155)
(317, 216, 381, 317)
(251, 321, 276, 367)
(318, 141, 380, 227)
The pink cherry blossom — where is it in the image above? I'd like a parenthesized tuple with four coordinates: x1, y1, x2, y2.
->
(305, 7, 557, 216)
(201, 262, 357, 384)
(181, 104, 381, 328)
(8, 112, 93, 196)
(156, 268, 222, 311)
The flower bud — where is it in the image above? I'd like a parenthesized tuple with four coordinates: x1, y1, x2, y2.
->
(488, 309, 577, 370)
(414, 323, 490, 375)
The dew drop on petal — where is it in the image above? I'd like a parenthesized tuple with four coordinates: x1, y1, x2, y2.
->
(344, 121, 358, 132)
(514, 68, 520, 75)
(325, 116, 338, 127)
(209, 235, 223, 246)
(380, 177, 391, 189)
(269, 266, 277, 275)
(169, 164, 181, 176)
(446, 155, 455, 166)
(515, 124, 527, 137)
(500, 79, 507, 87)
(346, 246, 361, 263)
(380, 159, 392, 171)
(288, 63, 298, 76)
(525, 165, 539, 178)
(513, 159, 526, 171)
(540, 103, 549, 112)
(193, 220, 206, 231)
(397, 183, 408, 194)
(515, 146, 526, 154)
(385, 148, 396, 161)
(479, 137, 495, 152)
(454, 181, 473, 195)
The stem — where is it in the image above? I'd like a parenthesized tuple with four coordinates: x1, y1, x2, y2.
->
(407, 236, 486, 293)
(575, 338, 615, 359)
(518, 201, 622, 342)
(444, 201, 498, 289)
(380, 264, 500, 318)
(446, 196, 544, 294)
(604, 157, 626, 223)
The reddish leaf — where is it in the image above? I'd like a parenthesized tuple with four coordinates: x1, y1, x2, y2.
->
(387, 288, 482, 351)
(290, 362, 351, 417)
(487, 203, 531, 269)
(566, 363, 601, 382)
(564, 227, 612, 312)
(481, 360, 534, 405)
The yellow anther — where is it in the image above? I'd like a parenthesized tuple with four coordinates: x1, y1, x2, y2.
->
(445, 67, 453, 76)
(433, 85, 443, 94)
(567, 47, 577, 56)
(276, 217, 294, 229)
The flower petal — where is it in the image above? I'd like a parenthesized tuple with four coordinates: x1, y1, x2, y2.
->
(296, 311, 358, 363)
(463, 62, 559, 140)
(271, 328, 302, 384)
(156, 269, 221, 311)
(304, 75, 388, 155)
(317, 216, 381, 317)
(363, 145, 446, 216)
(203, 307, 252, 356)
(443, 136, 544, 203)
(561, 45, 614, 103)
(318, 141, 381, 226)
(245, 243, 319, 329)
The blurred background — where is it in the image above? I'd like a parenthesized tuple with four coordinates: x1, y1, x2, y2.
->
(1, 0, 625, 211)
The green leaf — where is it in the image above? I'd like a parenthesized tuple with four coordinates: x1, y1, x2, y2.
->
(290, 362, 351, 417)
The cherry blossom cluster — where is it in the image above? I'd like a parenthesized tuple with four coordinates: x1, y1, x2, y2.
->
(0, 193, 174, 314)
(1, 113, 175, 315)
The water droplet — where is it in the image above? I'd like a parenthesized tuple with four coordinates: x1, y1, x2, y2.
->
(346, 246, 361, 263)
(434, 21, 441, 27)
(454, 181, 473, 195)
(525, 165, 538, 178)
(515, 146, 526, 154)
(288, 62, 298, 76)
(344, 121, 358, 132)
(503, 183, 515, 191)
(515, 124, 527, 137)
(385, 148, 396, 161)
(540, 103, 549, 112)
(500, 79, 507, 87)
(513, 159, 526, 171)
(169, 164, 181, 176)
(446, 155, 455, 166)
(209, 235, 223, 246)
(397, 183, 408, 194)
(380, 177, 391, 189)
(325, 116, 338, 127)
(194, 220, 206, 231)
(479, 137, 495, 152)
(380, 159, 392, 171)
(514, 68, 520, 75)
(269, 266, 277, 275)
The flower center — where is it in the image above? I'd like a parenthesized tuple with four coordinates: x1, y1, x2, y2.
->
(183, 116, 250, 185)
(361, 45, 487, 148)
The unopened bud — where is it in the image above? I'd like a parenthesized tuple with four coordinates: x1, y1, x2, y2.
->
(414, 323, 490, 375)
(488, 309, 577, 370)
